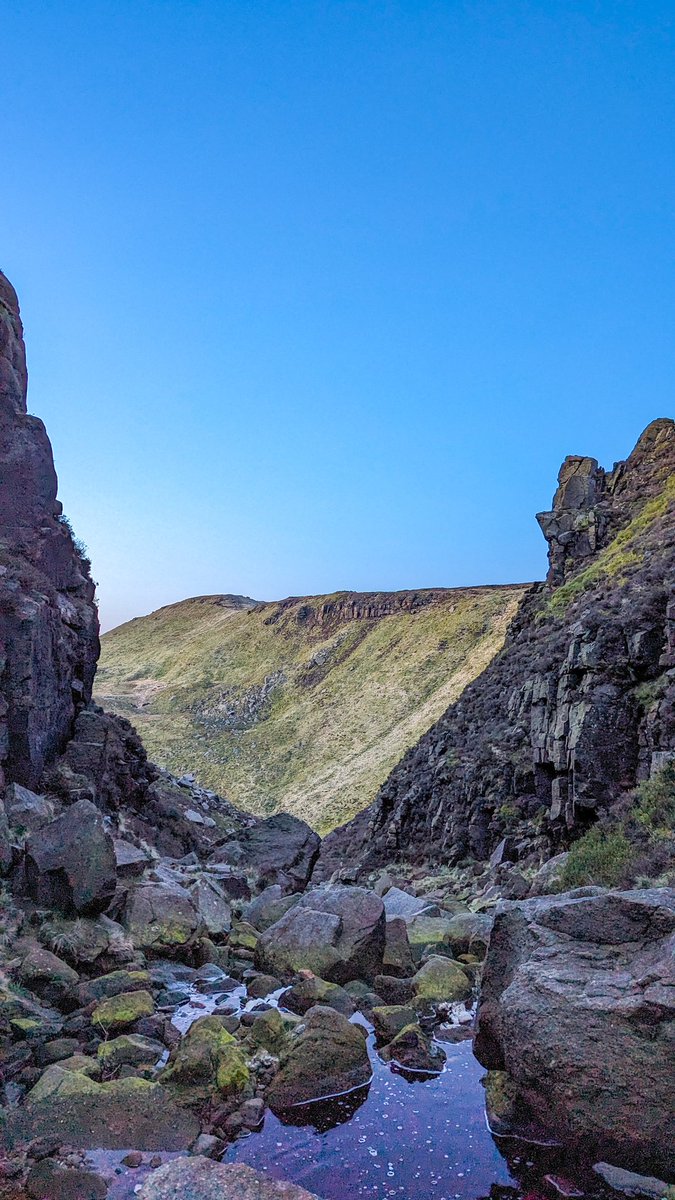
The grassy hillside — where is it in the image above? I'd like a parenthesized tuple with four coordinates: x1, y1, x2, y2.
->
(96, 586, 526, 833)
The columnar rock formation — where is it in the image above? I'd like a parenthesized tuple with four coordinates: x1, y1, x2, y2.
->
(0, 271, 99, 789)
(317, 419, 675, 878)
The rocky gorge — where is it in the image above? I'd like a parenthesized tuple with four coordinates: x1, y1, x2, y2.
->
(0, 269, 673, 1200)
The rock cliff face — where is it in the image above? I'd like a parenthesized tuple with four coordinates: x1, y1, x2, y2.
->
(0, 271, 99, 789)
(317, 419, 675, 878)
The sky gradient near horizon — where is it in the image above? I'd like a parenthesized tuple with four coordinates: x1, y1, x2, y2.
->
(2, 1, 674, 630)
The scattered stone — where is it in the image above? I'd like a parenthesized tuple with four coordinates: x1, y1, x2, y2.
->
(246, 973, 282, 998)
(239, 1097, 265, 1128)
(191, 1133, 225, 1158)
(122, 1151, 143, 1168)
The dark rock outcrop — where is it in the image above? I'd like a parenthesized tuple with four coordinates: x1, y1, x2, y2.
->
(474, 887, 675, 1174)
(0, 271, 99, 791)
(316, 420, 675, 877)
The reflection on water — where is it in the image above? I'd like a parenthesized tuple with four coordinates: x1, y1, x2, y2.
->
(228, 1036, 516, 1200)
(81, 966, 611, 1200)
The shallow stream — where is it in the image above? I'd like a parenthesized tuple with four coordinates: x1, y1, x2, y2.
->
(84, 963, 614, 1200)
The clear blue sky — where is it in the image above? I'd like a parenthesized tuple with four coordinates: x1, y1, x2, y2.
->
(2, 1, 673, 631)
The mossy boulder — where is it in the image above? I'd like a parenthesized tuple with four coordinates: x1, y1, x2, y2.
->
(92, 989, 155, 1033)
(281, 976, 356, 1017)
(57, 1054, 101, 1079)
(371, 1005, 417, 1044)
(79, 968, 151, 1005)
(412, 955, 472, 1004)
(406, 915, 457, 961)
(98, 1034, 165, 1072)
(246, 1007, 287, 1053)
(229, 921, 259, 952)
(124, 882, 204, 955)
(380, 1023, 446, 1073)
(162, 1015, 249, 1096)
(6, 1068, 199, 1149)
(266, 1005, 371, 1111)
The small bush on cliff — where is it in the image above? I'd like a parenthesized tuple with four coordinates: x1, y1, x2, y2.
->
(562, 764, 675, 889)
(58, 513, 91, 569)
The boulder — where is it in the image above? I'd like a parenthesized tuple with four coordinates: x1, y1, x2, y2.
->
(162, 1014, 249, 1096)
(139, 1159, 321, 1200)
(25, 799, 116, 916)
(382, 887, 439, 922)
(382, 917, 416, 977)
(4, 783, 54, 832)
(373, 974, 415, 1005)
(592, 1163, 671, 1198)
(406, 914, 456, 961)
(412, 955, 472, 1005)
(91, 989, 155, 1033)
(97, 1034, 165, 1071)
(123, 881, 204, 955)
(528, 852, 570, 896)
(281, 976, 356, 1017)
(114, 838, 150, 879)
(380, 1023, 446, 1073)
(371, 1005, 417, 1043)
(256, 886, 385, 984)
(474, 888, 675, 1175)
(78, 967, 151, 1005)
(26, 1158, 107, 1200)
(188, 874, 232, 936)
(246, 1007, 287, 1053)
(228, 812, 320, 892)
(244, 884, 299, 931)
(18, 944, 79, 1008)
(266, 1005, 371, 1111)
(441, 911, 492, 959)
(6, 1068, 199, 1149)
